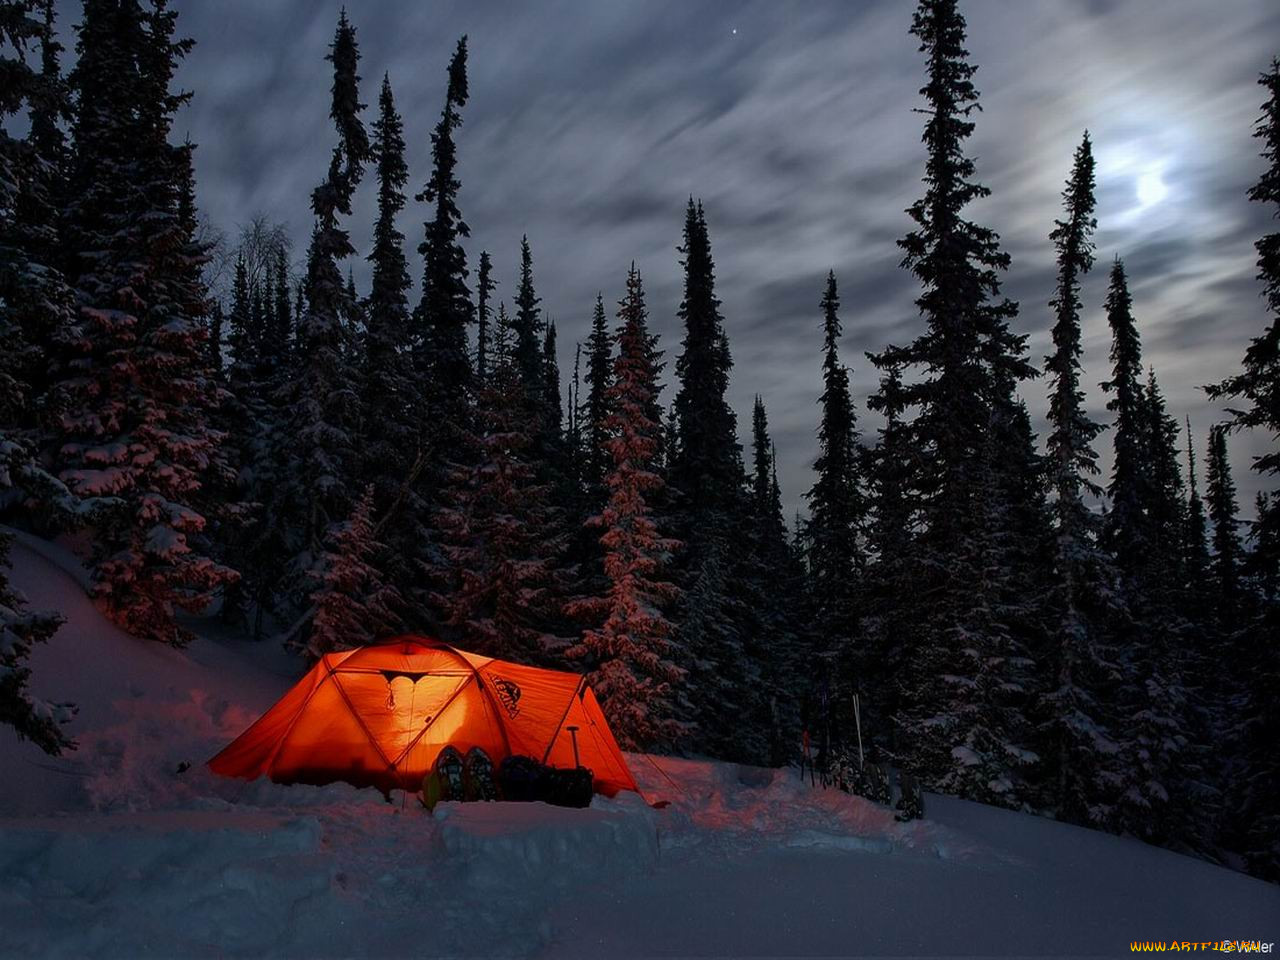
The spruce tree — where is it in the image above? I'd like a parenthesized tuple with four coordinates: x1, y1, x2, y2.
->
(415, 37, 472, 433)
(1100, 258, 1149, 572)
(871, 0, 1038, 806)
(1038, 132, 1127, 828)
(1206, 425, 1241, 615)
(0, 8, 78, 754)
(1206, 60, 1280, 880)
(543, 319, 563, 438)
(663, 199, 776, 761)
(1119, 369, 1207, 851)
(360, 72, 422, 592)
(475, 249, 494, 385)
(48, 0, 236, 644)
(583, 291, 614, 507)
(863, 359, 916, 753)
(805, 271, 863, 654)
(431, 303, 569, 664)
(670, 199, 741, 513)
(0, 527, 75, 755)
(751, 397, 769, 511)
(566, 266, 682, 749)
(307, 485, 404, 659)
(273, 9, 370, 591)
(1184, 419, 1212, 607)
(6, 0, 70, 411)
(512, 234, 545, 409)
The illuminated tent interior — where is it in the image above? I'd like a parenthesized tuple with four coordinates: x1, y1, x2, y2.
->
(208, 636, 638, 797)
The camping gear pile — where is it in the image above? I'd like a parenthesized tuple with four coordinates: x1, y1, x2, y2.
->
(801, 667, 925, 822)
(421, 745, 594, 811)
(208, 636, 638, 803)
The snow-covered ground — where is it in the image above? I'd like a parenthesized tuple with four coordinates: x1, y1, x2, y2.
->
(1, 533, 1277, 958)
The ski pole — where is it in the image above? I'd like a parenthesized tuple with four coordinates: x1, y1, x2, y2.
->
(566, 725, 581, 768)
(853, 693, 865, 767)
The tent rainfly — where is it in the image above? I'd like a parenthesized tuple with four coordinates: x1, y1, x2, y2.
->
(208, 636, 638, 797)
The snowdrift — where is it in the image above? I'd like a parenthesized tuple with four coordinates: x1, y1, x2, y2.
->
(0, 535, 1276, 958)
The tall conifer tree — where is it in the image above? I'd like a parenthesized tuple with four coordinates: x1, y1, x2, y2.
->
(1207, 61, 1280, 879)
(1206, 425, 1241, 615)
(670, 199, 740, 512)
(474, 249, 494, 385)
(583, 291, 614, 507)
(566, 266, 682, 749)
(870, 0, 1038, 805)
(1038, 132, 1126, 827)
(805, 271, 863, 652)
(48, 0, 235, 644)
(415, 37, 472, 431)
(1100, 258, 1149, 571)
(360, 72, 422, 596)
(271, 9, 370, 605)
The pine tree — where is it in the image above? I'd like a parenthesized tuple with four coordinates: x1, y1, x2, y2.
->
(307, 485, 403, 659)
(415, 36, 472, 435)
(47, 0, 236, 645)
(1038, 132, 1127, 828)
(582, 292, 614, 508)
(870, 0, 1038, 806)
(1141, 369, 1189, 577)
(1206, 61, 1280, 880)
(1184, 419, 1212, 607)
(226, 254, 257, 381)
(270, 9, 370, 609)
(0, 3, 78, 755)
(745, 399, 788, 557)
(475, 249, 494, 385)
(805, 271, 863, 652)
(0, 527, 75, 755)
(1206, 425, 1241, 616)
(206, 301, 224, 378)
(543, 318, 563, 438)
(270, 246, 292, 368)
(670, 199, 741, 513)
(862, 359, 916, 754)
(1119, 369, 1207, 851)
(661, 199, 776, 760)
(1100, 258, 1149, 572)
(566, 266, 682, 749)
(1208, 59, 1280, 484)
(6, 0, 70, 412)
(360, 72, 422, 591)
(512, 234, 545, 410)
(431, 304, 570, 665)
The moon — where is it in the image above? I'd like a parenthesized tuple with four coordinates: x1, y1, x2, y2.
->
(1136, 169, 1168, 208)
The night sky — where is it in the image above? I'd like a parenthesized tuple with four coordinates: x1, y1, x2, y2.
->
(58, 0, 1280, 519)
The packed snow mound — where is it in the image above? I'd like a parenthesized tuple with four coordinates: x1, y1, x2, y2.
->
(0, 534, 1277, 959)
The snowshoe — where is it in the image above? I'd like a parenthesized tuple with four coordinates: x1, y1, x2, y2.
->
(894, 772, 924, 822)
(463, 747, 498, 801)
(434, 745, 465, 802)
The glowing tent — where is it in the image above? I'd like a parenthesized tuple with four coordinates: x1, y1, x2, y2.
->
(208, 636, 638, 797)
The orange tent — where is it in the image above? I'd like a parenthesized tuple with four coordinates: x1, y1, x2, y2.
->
(208, 635, 638, 797)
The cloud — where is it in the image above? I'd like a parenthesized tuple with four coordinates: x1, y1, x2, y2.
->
(52, 0, 1277, 519)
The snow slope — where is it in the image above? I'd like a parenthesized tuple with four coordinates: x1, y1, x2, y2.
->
(0, 535, 1276, 959)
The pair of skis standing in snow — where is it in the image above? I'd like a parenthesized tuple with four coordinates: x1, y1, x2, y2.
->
(800, 675, 924, 822)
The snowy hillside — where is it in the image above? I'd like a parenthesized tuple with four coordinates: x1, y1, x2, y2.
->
(0, 536, 1276, 959)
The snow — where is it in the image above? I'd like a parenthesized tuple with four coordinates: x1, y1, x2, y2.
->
(1, 533, 1277, 958)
